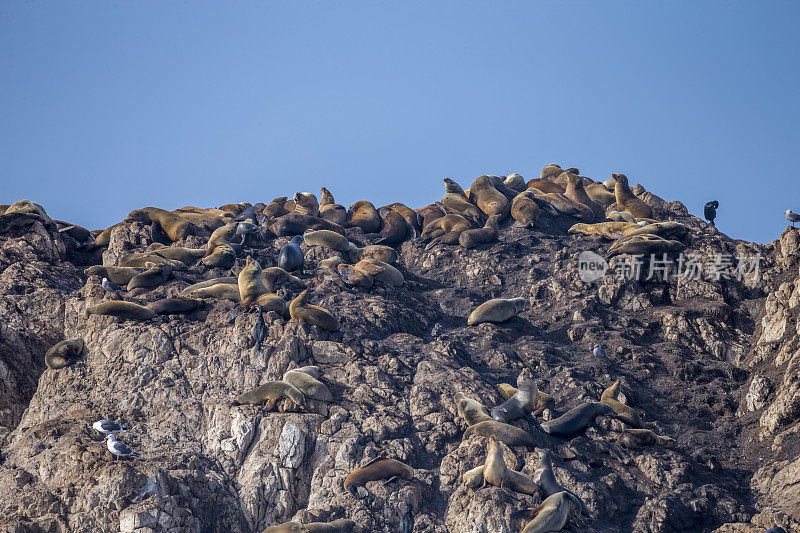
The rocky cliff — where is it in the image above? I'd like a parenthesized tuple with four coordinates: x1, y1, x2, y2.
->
(0, 179, 797, 533)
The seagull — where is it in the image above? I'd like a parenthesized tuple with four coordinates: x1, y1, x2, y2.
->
(592, 344, 608, 358)
(101, 277, 124, 292)
(786, 210, 800, 228)
(92, 419, 126, 437)
(105, 434, 138, 460)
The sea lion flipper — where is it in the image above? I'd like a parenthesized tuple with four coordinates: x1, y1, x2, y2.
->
(360, 456, 389, 468)
(382, 475, 400, 485)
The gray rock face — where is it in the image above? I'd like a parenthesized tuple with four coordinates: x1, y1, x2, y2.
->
(1, 192, 799, 532)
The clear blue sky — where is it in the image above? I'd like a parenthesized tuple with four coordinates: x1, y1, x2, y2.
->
(2, 2, 798, 244)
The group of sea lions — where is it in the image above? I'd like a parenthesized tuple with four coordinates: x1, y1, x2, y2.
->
(456, 370, 675, 531)
(9, 162, 692, 532)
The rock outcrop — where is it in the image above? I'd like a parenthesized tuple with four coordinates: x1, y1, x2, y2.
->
(0, 182, 797, 532)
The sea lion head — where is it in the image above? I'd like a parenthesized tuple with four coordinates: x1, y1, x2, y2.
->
(517, 368, 533, 385)
(611, 173, 629, 186)
(290, 235, 303, 246)
(565, 168, 580, 175)
(510, 297, 528, 313)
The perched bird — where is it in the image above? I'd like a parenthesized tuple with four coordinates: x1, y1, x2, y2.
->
(93, 419, 126, 437)
(101, 277, 123, 292)
(593, 344, 607, 358)
(786, 209, 800, 228)
(236, 222, 258, 246)
(704, 201, 719, 227)
(252, 305, 266, 351)
(105, 434, 138, 460)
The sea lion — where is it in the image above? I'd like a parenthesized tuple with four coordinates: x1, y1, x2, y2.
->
(600, 379, 643, 428)
(201, 243, 236, 269)
(303, 519, 358, 533)
(118, 252, 186, 271)
(540, 402, 616, 437)
(239, 256, 270, 306)
(540, 164, 564, 182)
(442, 178, 484, 224)
(84, 265, 146, 286)
(353, 257, 404, 286)
(85, 301, 158, 321)
(283, 368, 333, 401)
(317, 257, 345, 272)
(463, 420, 539, 448)
(292, 192, 319, 217)
(279, 235, 305, 273)
(372, 207, 409, 244)
(532, 448, 583, 510)
(233, 381, 306, 410)
(5, 200, 53, 224)
(319, 188, 347, 225)
(552, 168, 579, 188)
(511, 191, 541, 227)
(497, 385, 554, 417)
(262, 523, 307, 533)
(173, 210, 225, 233)
(55, 220, 92, 241)
(459, 214, 499, 249)
(385, 203, 422, 237)
(467, 297, 527, 326)
(233, 203, 266, 224)
(481, 438, 541, 496)
(347, 244, 398, 264)
(567, 222, 639, 240)
(205, 223, 238, 256)
(617, 428, 675, 449)
(456, 392, 493, 426)
(0, 212, 48, 234)
(607, 210, 637, 224)
(619, 221, 689, 241)
(262, 197, 289, 221)
(526, 179, 565, 194)
(289, 289, 339, 331)
(519, 491, 582, 533)
(191, 282, 241, 302)
(504, 173, 526, 192)
(346, 201, 381, 233)
(235, 222, 258, 246)
(336, 263, 373, 288)
(127, 265, 171, 291)
(421, 214, 473, 248)
(180, 277, 237, 296)
(125, 207, 193, 242)
(468, 175, 510, 220)
(612, 173, 653, 219)
(147, 298, 201, 315)
(303, 229, 350, 252)
(415, 203, 447, 230)
(585, 182, 616, 205)
(270, 215, 346, 237)
(565, 173, 604, 221)
(45, 339, 84, 369)
(219, 202, 251, 216)
(253, 292, 288, 317)
(142, 246, 205, 266)
(491, 369, 537, 423)
(343, 458, 415, 497)
(606, 234, 686, 260)
(530, 192, 583, 218)
(262, 267, 305, 292)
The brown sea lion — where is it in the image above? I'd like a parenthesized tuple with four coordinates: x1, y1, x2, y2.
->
(526, 179, 565, 194)
(463, 420, 540, 448)
(540, 402, 616, 437)
(343, 458, 414, 497)
(124, 207, 193, 242)
(233, 380, 305, 410)
(519, 491, 582, 533)
(606, 234, 686, 259)
(531, 448, 583, 509)
(205, 223, 238, 257)
(289, 289, 339, 331)
(238, 256, 269, 306)
(539, 164, 564, 182)
(468, 175, 510, 220)
(270, 214, 346, 237)
(127, 265, 171, 291)
(621, 221, 689, 240)
(468, 297, 527, 326)
(303, 229, 351, 252)
(497, 385, 554, 417)
(180, 277, 236, 296)
(504, 173, 527, 192)
(421, 214, 473, 248)
(415, 203, 446, 230)
(303, 519, 358, 533)
(5, 200, 53, 224)
(292, 192, 319, 217)
(600, 379, 643, 427)
(262, 523, 307, 533)
(530, 191, 582, 218)
(480, 438, 541, 496)
(283, 367, 333, 402)
(45, 339, 84, 369)
(147, 298, 201, 315)
(459, 214, 499, 249)
(262, 197, 290, 220)
(511, 191, 541, 227)
(612, 173, 653, 219)
(84, 265, 145, 286)
(337, 263, 373, 288)
(565, 173, 604, 221)
(617, 428, 675, 448)
(347, 244, 398, 264)
(190, 282, 241, 302)
(456, 392, 492, 426)
(373, 207, 409, 244)
(201, 243, 236, 269)
(386, 202, 422, 237)
(491, 368, 537, 423)
(346, 201, 381, 233)
(442, 178, 484, 224)
(319, 188, 347, 225)
(117, 252, 186, 271)
(85, 301, 158, 321)
(585, 182, 616, 205)
(353, 257, 404, 286)
(262, 267, 305, 292)
(218, 202, 251, 216)
(552, 168, 579, 188)
(567, 222, 639, 240)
